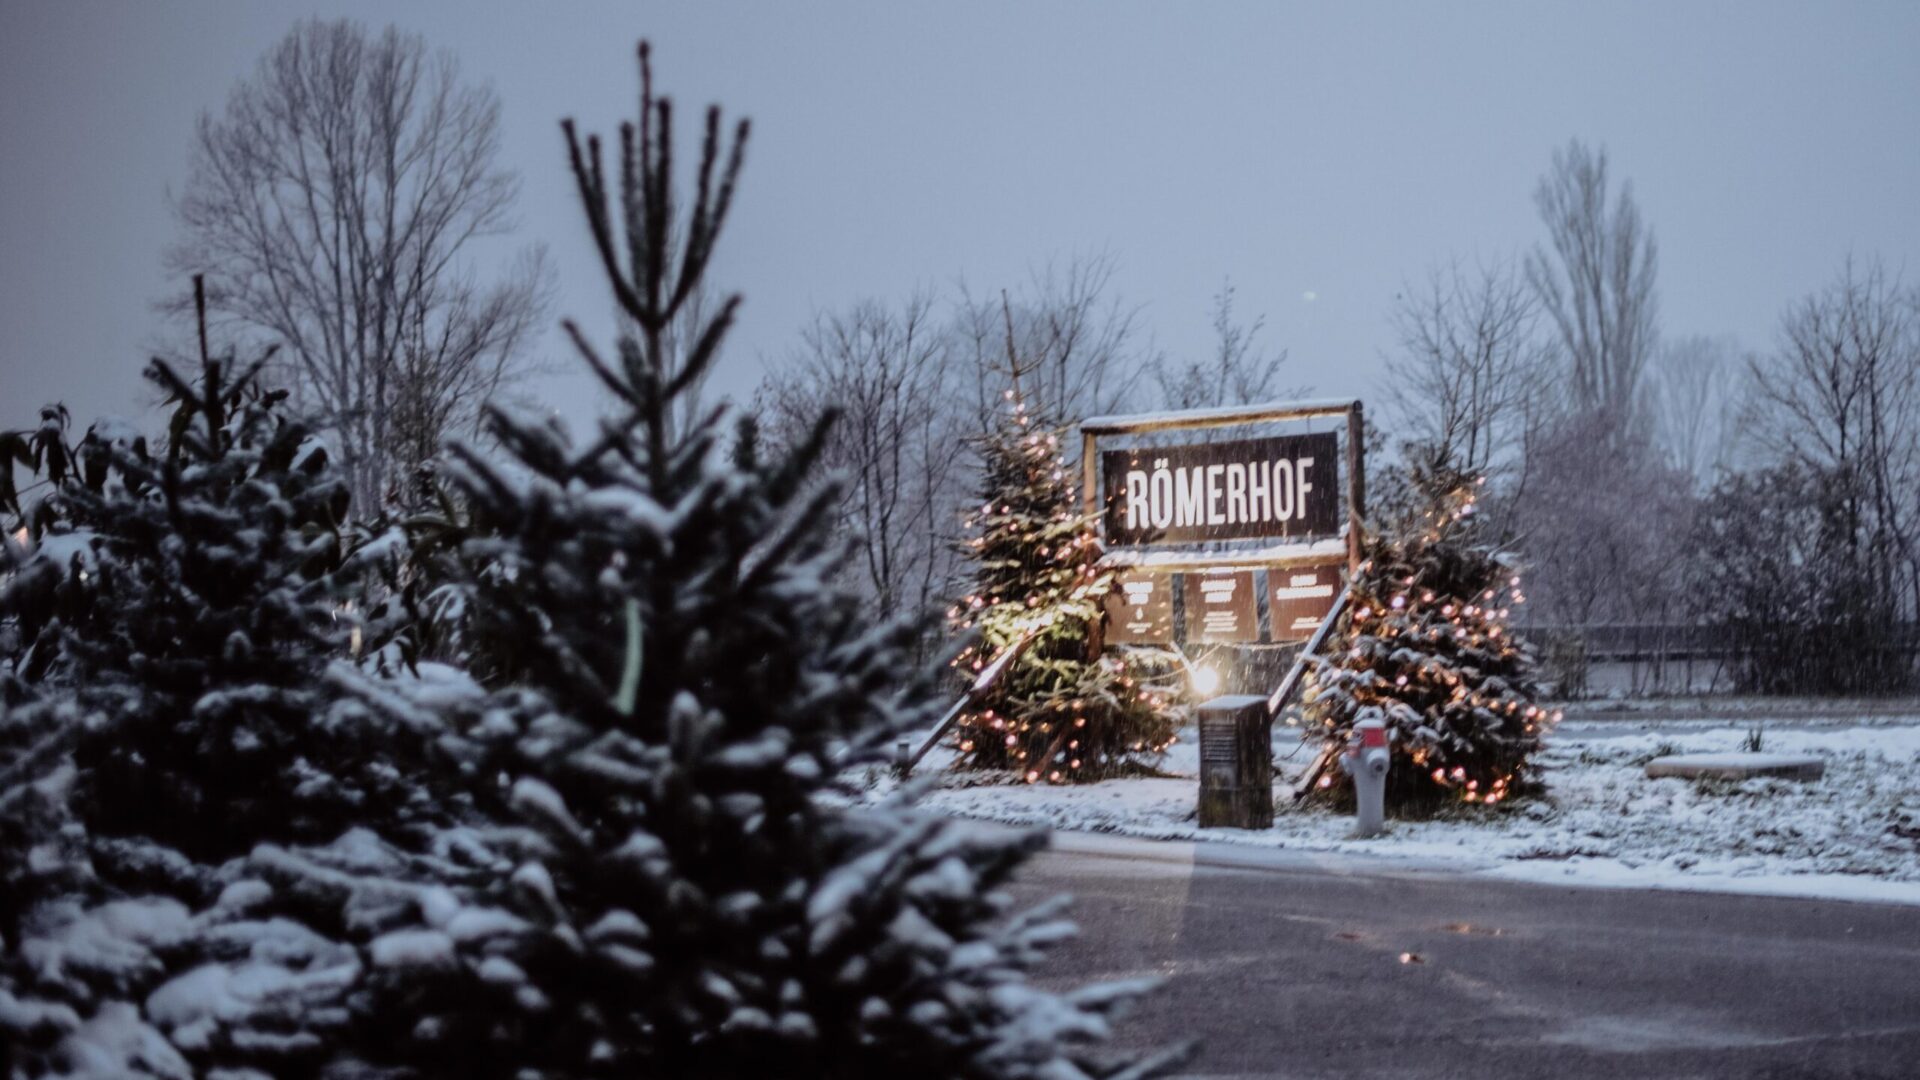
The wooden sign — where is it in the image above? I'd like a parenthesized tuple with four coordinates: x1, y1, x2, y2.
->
(1102, 569, 1174, 645)
(1269, 562, 1343, 642)
(1101, 432, 1340, 547)
(1183, 568, 1259, 643)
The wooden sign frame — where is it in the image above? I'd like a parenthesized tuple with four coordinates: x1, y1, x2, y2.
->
(1080, 398, 1366, 576)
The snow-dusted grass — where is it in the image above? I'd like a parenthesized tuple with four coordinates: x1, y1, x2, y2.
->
(870, 715, 1920, 905)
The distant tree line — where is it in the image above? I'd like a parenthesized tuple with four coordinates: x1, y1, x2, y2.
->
(1387, 141, 1920, 696)
(755, 264, 1292, 664)
(152, 18, 1918, 696)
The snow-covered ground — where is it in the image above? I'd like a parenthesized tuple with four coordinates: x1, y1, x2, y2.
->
(866, 713, 1920, 906)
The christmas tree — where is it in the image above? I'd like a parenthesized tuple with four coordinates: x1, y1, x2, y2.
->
(6, 357, 403, 863)
(948, 382, 1180, 783)
(1303, 457, 1555, 807)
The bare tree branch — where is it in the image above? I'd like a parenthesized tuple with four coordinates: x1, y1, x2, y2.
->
(1645, 333, 1744, 488)
(1746, 257, 1920, 613)
(1150, 279, 1298, 411)
(951, 252, 1149, 432)
(758, 294, 964, 649)
(1383, 256, 1550, 487)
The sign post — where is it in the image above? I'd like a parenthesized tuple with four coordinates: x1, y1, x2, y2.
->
(1080, 398, 1366, 653)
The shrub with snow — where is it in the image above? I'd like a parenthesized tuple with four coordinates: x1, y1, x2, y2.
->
(0, 331, 466, 1076)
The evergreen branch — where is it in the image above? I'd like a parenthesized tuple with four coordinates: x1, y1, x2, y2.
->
(562, 119, 645, 321)
(664, 294, 741, 400)
(563, 319, 641, 408)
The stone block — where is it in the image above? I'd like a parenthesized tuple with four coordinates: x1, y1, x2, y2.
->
(1645, 752, 1825, 782)
(1197, 694, 1274, 828)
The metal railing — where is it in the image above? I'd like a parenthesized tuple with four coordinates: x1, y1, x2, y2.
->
(896, 629, 1041, 776)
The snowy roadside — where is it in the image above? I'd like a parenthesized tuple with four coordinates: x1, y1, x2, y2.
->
(857, 716, 1920, 906)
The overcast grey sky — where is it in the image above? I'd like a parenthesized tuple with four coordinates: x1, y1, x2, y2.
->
(3, 1, 1917, 438)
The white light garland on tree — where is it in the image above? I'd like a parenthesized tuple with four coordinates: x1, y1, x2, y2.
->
(947, 384, 1181, 782)
(1305, 460, 1556, 806)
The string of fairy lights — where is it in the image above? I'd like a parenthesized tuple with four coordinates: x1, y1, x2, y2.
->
(1310, 475, 1558, 804)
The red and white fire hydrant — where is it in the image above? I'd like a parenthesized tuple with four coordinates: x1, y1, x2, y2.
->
(1339, 717, 1390, 837)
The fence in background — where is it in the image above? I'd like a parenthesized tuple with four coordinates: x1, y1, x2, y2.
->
(1520, 622, 1920, 696)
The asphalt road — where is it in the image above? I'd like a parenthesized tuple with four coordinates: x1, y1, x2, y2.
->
(1011, 834, 1920, 1080)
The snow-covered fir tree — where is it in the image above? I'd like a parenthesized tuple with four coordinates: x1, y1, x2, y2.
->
(321, 44, 1186, 1078)
(1303, 456, 1556, 807)
(0, 350, 406, 861)
(948, 390, 1180, 782)
(0, 301, 471, 1076)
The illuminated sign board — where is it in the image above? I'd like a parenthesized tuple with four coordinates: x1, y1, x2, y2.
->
(1100, 432, 1340, 547)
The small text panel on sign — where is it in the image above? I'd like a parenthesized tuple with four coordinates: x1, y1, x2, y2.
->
(1182, 568, 1259, 643)
(1268, 562, 1343, 642)
(1198, 709, 1240, 786)
(1102, 570, 1174, 645)
(1101, 431, 1341, 547)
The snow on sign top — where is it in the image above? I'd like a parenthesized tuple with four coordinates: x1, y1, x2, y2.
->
(1080, 397, 1360, 434)
(1098, 538, 1350, 568)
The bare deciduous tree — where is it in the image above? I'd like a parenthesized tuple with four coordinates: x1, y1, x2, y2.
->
(1525, 139, 1659, 434)
(759, 294, 966, 640)
(1747, 257, 1920, 611)
(951, 253, 1148, 431)
(1518, 411, 1695, 628)
(1384, 257, 1550, 483)
(1150, 280, 1295, 410)
(167, 18, 550, 513)
(1510, 141, 1676, 632)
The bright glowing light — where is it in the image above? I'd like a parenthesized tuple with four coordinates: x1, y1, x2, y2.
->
(1190, 664, 1221, 696)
